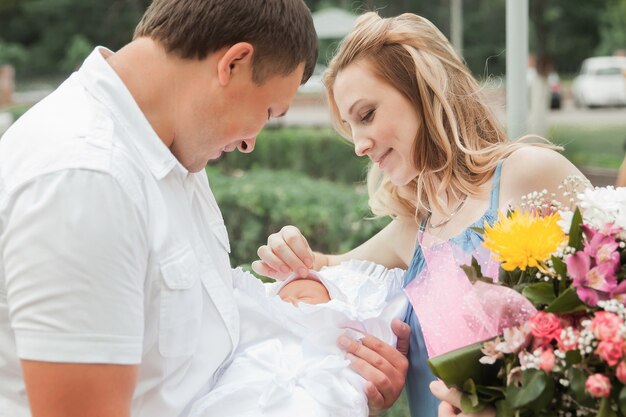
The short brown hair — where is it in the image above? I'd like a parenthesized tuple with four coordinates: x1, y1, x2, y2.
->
(134, 0, 318, 84)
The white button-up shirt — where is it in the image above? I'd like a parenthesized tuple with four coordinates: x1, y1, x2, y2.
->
(0, 47, 239, 417)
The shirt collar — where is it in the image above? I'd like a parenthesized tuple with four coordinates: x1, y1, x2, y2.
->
(77, 47, 187, 180)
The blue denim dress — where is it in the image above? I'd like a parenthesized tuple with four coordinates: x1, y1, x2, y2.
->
(402, 161, 503, 417)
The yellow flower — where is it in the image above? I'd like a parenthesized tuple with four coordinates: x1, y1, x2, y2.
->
(483, 211, 566, 271)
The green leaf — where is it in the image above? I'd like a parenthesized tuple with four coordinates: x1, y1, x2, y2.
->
(460, 393, 486, 414)
(545, 286, 587, 313)
(499, 267, 521, 288)
(428, 339, 500, 388)
(596, 397, 618, 417)
(506, 369, 547, 408)
(470, 226, 485, 234)
(523, 282, 557, 306)
(461, 257, 489, 284)
(619, 385, 626, 417)
(476, 385, 505, 403)
(529, 372, 555, 412)
(551, 255, 569, 294)
(565, 349, 582, 366)
(567, 367, 593, 406)
(568, 208, 584, 251)
(495, 399, 516, 417)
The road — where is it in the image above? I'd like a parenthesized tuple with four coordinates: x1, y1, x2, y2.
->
(277, 88, 626, 128)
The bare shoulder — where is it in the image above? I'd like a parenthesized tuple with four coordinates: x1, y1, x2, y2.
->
(499, 146, 586, 207)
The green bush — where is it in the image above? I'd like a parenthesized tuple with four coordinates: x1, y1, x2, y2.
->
(210, 127, 370, 184)
(207, 167, 389, 268)
(60, 34, 93, 73)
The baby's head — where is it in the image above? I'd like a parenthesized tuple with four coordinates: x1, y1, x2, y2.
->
(278, 276, 331, 306)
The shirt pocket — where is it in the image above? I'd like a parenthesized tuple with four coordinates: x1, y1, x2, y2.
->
(158, 245, 202, 358)
(209, 221, 230, 254)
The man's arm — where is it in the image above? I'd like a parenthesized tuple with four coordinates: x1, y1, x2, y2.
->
(22, 361, 138, 417)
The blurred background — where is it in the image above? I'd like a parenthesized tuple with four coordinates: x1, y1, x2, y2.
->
(0, 2, 625, 414)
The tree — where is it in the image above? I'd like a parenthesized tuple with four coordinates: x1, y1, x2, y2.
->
(596, 0, 626, 56)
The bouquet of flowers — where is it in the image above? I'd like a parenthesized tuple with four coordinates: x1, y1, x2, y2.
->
(426, 180, 626, 417)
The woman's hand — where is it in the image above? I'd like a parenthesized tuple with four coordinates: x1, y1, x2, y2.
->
(252, 225, 319, 280)
(338, 319, 410, 416)
(429, 381, 496, 417)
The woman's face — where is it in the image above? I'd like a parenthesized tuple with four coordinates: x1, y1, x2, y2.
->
(333, 60, 421, 186)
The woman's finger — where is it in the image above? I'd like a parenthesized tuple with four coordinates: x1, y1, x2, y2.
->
(279, 225, 314, 268)
(438, 400, 462, 417)
(267, 233, 310, 277)
(429, 380, 462, 407)
(250, 260, 281, 280)
(255, 245, 291, 278)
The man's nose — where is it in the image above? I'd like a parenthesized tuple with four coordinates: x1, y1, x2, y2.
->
(238, 138, 256, 153)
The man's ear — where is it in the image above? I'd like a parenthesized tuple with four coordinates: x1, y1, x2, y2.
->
(217, 42, 254, 86)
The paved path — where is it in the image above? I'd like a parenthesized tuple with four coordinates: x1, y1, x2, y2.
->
(276, 87, 626, 128)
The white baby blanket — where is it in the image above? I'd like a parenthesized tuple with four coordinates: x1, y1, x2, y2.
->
(188, 260, 407, 417)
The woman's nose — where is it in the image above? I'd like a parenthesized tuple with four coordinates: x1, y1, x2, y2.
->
(237, 138, 256, 154)
(353, 136, 373, 157)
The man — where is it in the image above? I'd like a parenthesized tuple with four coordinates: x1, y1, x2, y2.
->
(0, 1, 316, 416)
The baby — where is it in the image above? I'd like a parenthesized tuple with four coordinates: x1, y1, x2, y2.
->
(188, 260, 407, 417)
(277, 275, 331, 305)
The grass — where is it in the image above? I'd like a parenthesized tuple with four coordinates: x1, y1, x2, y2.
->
(549, 124, 626, 169)
(383, 390, 410, 417)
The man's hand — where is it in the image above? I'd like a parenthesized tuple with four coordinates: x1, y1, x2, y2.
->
(429, 380, 496, 417)
(338, 319, 410, 416)
(21, 360, 138, 417)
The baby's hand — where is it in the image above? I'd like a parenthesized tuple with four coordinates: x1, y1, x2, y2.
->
(252, 225, 315, 280)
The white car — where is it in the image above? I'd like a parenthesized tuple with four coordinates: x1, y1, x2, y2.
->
(572, 56, 626, 108)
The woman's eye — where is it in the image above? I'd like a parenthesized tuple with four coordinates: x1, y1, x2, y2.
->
(361, 109, 375, 122)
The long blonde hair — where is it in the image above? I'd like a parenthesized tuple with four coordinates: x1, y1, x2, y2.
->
(324, 12, 544, 220)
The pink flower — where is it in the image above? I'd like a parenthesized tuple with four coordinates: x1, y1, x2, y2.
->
(617, 362, 626, 384)
(590, 311, 623, 341)
(611, 281, 626, 305)
(585, 374, 611, 398)
(496, 325, 532, 354)
(582, 225, 620, 272)
(529, 311, 562, 347)
(596, 339, 624, 366)
(567, 251, 617, 306)
(539, 348, 555, 372)
(480, 337, 503, 365)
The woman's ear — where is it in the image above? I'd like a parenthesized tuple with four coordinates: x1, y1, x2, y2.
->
(217, 42, 254, 86)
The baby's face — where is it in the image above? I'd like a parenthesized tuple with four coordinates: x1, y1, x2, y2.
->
(278, 278, 331, 306)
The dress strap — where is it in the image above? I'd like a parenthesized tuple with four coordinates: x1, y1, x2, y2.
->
(488, 160, 504, 211)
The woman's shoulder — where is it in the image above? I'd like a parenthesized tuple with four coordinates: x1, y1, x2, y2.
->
(499, 145, 585, 207)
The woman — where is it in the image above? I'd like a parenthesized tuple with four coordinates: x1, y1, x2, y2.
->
(252, 12, 584, 417)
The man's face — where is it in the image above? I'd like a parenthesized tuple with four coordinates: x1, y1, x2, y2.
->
(172, 59, 305, 172)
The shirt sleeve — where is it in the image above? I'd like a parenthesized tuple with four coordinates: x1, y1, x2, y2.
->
(1, 169, 149, 364)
